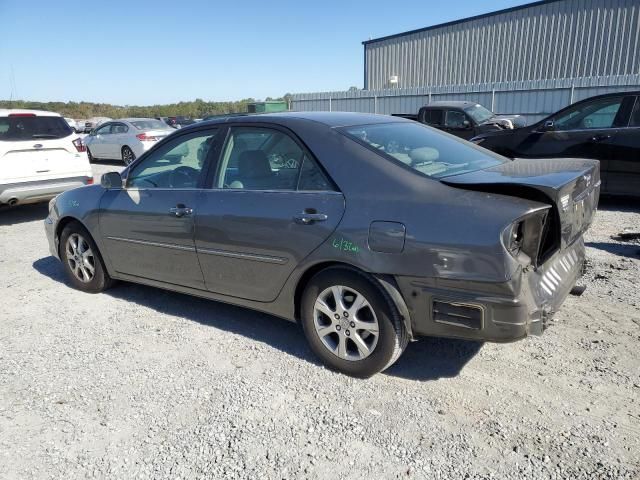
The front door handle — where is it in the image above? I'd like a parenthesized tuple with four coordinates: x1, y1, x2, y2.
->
(169, 204, 193, 217)
(590, 134, 611, 142)
(294, 211, 328, 225)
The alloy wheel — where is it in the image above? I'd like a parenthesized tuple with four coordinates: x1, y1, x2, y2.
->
(122, 147, 135, 165)
(65, 233, 95, 283)
(313, 285, 379, 361)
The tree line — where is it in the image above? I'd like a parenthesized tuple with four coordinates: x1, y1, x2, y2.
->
(0, 96, 292, 120)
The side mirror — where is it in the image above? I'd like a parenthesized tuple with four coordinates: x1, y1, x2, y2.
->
(462, 120, 471, 129)
(101, 171, 123, 189)
(542, 120, 555, 131)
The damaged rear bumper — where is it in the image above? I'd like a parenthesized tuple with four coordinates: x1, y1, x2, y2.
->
(396, 238, 585, 342)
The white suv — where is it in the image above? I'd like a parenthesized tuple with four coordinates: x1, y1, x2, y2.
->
(0, 109, 93, 206)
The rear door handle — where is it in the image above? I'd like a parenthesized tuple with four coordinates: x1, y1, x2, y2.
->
(169, 204, 193, 217)
(590, 134, 611, 142)
(294, 212, 328, 225)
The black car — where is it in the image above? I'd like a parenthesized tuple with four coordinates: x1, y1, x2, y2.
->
(471, 92, 640, 197)
(415, 101, 526, 140)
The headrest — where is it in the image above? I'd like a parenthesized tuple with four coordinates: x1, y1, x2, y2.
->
(409, 147, 439, 164)
(238, 150, 273, 178)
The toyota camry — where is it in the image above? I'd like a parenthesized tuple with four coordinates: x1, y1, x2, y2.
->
(44, 112, 599, 377)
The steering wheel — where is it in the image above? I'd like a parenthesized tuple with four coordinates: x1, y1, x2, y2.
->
(169, 166, 199, 188)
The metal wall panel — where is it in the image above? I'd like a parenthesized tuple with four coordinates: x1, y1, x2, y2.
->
(291, 74, 640, 125)
(363, 0, 640, 90)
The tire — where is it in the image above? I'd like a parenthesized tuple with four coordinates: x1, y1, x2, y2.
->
(301, 267, 408, 378)
(121, 146, 135, 165)
(59, 222, 115, 293)
(86, 146, 94, 163)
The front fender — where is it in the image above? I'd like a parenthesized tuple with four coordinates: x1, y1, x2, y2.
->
(47, 185, 107, 264)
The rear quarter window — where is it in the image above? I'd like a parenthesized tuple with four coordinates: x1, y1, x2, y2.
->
(0, 116, 72, 141)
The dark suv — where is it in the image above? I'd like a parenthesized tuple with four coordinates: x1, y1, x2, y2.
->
(471, 92, 640, 197)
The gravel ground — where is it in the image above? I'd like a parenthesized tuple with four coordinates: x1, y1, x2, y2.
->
(1, 166, 639, 479)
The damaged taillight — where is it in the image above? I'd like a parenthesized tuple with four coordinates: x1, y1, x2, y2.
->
(502, 208, 551, 268)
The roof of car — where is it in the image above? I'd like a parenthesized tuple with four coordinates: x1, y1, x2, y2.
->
(422, 101, 480, 108)
(198, 111, 407, 128)
(119, 117, 163, 122)
(0, 109, 61, 117)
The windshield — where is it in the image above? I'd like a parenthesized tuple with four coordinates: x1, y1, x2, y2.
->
(342, 122, 507, 179)
(0, 115, 72, 141)
(463, 104, 495, 124)
(131, 119, 171, 130)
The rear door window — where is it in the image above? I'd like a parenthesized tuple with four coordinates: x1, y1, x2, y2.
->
(111, 123, 128, 134)
(423, 109, 443, 126)
(554, 97, 623, 130)
(217, 127, 304, 190)
(0, 116, 72, 141)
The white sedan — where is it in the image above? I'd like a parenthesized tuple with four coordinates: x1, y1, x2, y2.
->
(84, 118, 175, 164)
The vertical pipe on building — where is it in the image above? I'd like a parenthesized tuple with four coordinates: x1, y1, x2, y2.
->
(329, 96, 332, 112)
(491, 88, 496, 111)
(374, 96, 378, 114)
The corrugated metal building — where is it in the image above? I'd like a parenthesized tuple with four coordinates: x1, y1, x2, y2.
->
(363, 0, 640, 90)
(292, 0, 640, 123)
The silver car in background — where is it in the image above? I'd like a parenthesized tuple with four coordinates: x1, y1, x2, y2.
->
(83, 118, 175, 164)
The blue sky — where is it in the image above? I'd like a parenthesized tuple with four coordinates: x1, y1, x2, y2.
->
(0, 0, 532, 105)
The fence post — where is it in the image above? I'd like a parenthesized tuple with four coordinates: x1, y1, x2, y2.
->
(570, 84, 575, 104)
(374, 96, 378, 114)
(491, 89, 496, 111)
(328, 96, 332, 112)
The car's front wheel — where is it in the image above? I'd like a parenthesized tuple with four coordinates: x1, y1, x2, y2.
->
(301, 267, 408, 377)
(60, 222, 114, 293)
(122, 146, 135, 165)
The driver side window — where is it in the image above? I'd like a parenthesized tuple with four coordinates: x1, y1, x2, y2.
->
(444, 111, 467, 128)
(95, 124, 112, 135)
(127, 129, 218, 189)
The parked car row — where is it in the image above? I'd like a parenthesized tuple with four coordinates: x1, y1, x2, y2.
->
(400, 92, 639, 197)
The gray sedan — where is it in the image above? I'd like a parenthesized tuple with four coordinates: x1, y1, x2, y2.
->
(44, 112, 600, 377)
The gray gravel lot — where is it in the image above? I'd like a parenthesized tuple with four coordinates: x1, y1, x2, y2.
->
(1, 164, 639, 479)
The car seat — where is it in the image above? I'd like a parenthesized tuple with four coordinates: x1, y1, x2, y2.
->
(236, 150, 275, 189)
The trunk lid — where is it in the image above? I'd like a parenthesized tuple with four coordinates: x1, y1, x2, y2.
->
(442, 158, 600, 249)
(143, 129, 174, 141)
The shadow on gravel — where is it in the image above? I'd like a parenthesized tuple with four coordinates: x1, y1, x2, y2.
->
(586, 241, 640, 259)
(597, 196, 640, 213)
(0, 203, 49, 226)
(385, 338, 483, 381)
(34, 255, 481, 381)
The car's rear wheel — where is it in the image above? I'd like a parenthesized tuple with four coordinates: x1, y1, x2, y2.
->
(59, 222, 114, 293)
(301, 267, 408, 378)
(122, 146, 135, 165)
